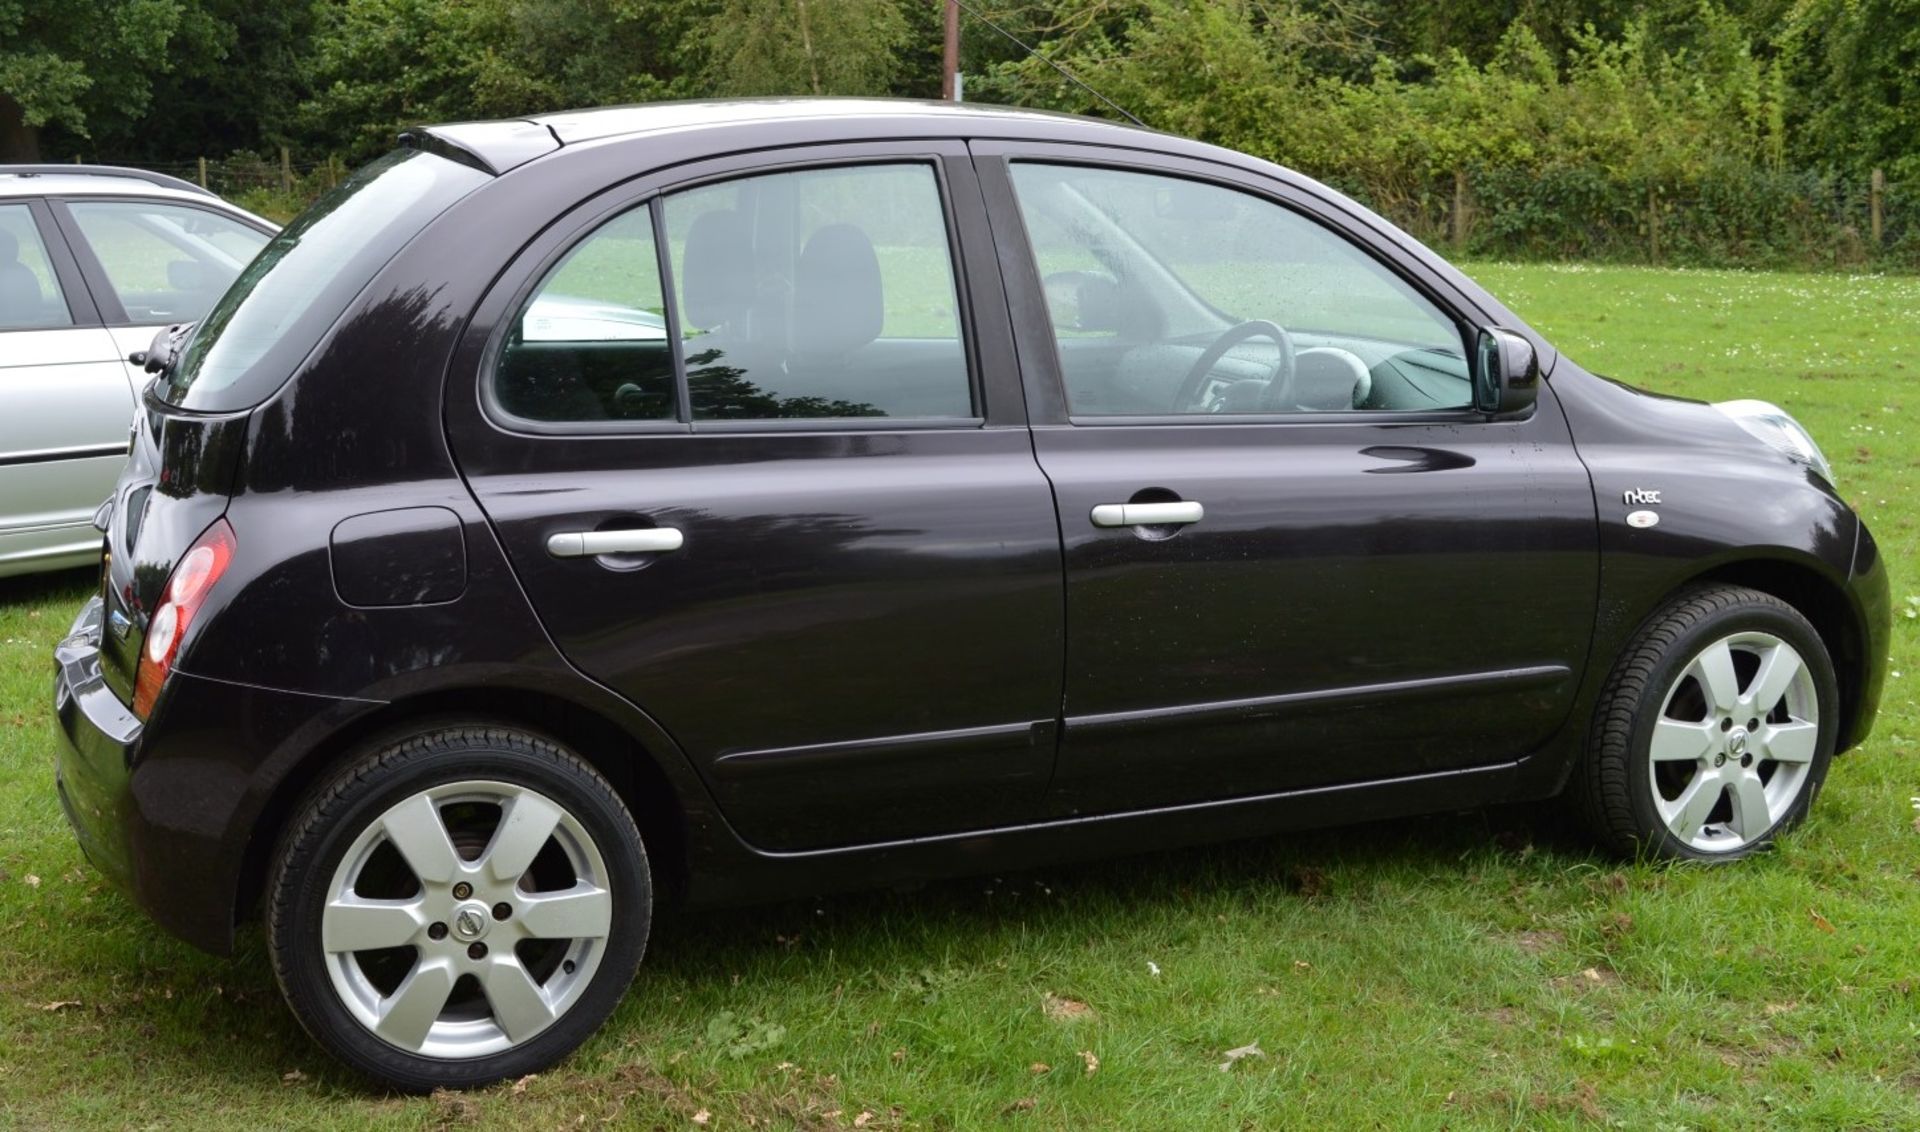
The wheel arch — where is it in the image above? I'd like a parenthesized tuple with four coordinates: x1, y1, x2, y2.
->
(234, 686, 694, 927)
(1682, 556, 1868, 752)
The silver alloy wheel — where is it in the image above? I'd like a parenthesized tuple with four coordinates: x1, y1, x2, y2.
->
(1649, 631, 1820, 852)
(321, 780, 614, 1059)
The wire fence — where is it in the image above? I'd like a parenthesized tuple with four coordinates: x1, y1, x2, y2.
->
(1328, 164, 1917, 272)
(70, 148, 1920, 270)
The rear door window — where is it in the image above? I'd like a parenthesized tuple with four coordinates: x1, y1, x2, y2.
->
(492, 162, 975, 427)
(0, 204, 74, 330)
(66, 201, 269, 325)
(664, 163, 971, 421)
(496, 205, 675, 423)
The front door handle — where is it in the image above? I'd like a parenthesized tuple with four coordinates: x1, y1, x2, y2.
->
(1089, 501, 1204, 528)
(547, 528, 684, 558)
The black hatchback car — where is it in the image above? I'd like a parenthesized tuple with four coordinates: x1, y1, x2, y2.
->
(53, 100, 1888, 1090)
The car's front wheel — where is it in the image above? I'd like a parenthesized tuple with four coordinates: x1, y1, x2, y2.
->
(1574, 585, 1838, 860)
(267, 725, 650, 1091)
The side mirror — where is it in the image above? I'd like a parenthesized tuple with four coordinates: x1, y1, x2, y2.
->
(1474, 327, 1540, 415)
(129, 322, 193, 374)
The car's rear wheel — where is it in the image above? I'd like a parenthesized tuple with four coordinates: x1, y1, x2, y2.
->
(1574, 585, 1837, 860)
(267, 725, 649, 1091)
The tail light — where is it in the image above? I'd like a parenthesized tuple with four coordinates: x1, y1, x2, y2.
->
(133, 518, 236, 719)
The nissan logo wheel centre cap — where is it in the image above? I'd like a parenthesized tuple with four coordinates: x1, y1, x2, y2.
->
(451, 902, 491, 943)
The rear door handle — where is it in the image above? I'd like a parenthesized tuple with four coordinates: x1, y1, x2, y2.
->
(546, 528, 684, 557)
(1089, 501, 1204, 528)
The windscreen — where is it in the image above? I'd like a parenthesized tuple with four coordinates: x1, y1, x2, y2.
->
(161, 148, 490, 411)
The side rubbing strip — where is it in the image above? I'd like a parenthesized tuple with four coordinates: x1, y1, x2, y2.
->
(1066, 665, 1573, 734)
(0, 443, 128, 468)
(714, 721, 1045, 777)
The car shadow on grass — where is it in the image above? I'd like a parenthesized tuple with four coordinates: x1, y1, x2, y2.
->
(636, 798, 1601, 986)
(50, 797, 1599, 1096)
(0, 566, 96, 612)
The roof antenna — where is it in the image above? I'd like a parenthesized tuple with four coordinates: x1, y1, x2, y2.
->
(952, 0, 1149, 129)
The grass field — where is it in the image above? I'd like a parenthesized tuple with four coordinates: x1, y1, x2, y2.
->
(1, 263, 1915, 1130)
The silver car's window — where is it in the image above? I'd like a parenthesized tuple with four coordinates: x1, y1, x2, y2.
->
(0, 205, 74, 330)
(1008, 163, 1469, 416)
(67, 201, 269, 325)
(663, 162, 971, 421)
(165, 148, 489, 411)
(495, 204, 676, 423)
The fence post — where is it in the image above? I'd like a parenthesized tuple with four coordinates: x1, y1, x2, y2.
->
(280, 146, 292, 194)
(327, 155, 337, 189)
(197, 156, 208, 189)
(1451, 169, 1468, 251)
(1870, 168, 1884, 247)
(1648, 184, 1660, 264)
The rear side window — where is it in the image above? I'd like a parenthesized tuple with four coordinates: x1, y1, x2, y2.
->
(66, 201, 269, 325)
(666, 164, 969, 421)
(0, 205, 73, 330)
(496, 205, 674, 423)
(491, 161, 973, 426)
(164, 149, 490, 411)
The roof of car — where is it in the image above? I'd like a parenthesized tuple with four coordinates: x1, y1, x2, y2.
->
(0, 166, 277, 230)
(409, 97, 1162, 176)
(0, 164, 221, 200)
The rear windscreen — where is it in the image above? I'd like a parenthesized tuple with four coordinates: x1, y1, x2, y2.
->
(161, 148, 490, 411)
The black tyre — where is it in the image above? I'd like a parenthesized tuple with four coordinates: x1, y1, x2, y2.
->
(267, 725, 650, 1091)
(1574, 585, 1837, 860)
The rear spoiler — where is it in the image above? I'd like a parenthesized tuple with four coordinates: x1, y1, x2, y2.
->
(0, 164, 217, 198)
(398, 121, 560, 176)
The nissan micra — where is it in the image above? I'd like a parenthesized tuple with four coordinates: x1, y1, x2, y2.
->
(51, 100, 1889, 1090)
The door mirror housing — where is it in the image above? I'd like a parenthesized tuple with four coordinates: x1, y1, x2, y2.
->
(1474, 327, 1540, 416)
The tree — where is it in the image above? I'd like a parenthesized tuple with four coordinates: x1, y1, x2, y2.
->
(0, 0, 186, 161)
(296, 0, 707, 161)
(701, 0, 909, 96)
(75, 0, 317, 161)
(1781, 0, 1920, 180)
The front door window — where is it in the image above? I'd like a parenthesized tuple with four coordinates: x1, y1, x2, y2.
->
(1007, 163, 1470, 416)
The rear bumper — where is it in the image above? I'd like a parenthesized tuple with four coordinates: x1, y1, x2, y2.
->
(54, 597, 378, 955)
(53, 597, 142, 887)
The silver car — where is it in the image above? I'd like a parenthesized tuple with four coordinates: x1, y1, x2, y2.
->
(0, 165, 274, 577)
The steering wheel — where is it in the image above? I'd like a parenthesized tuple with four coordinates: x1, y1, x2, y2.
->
(1172, 319, 1295, 412)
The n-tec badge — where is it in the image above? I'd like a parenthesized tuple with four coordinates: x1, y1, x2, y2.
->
(1627, 510, 1660, 529)
(1623, 488, 1662, 505)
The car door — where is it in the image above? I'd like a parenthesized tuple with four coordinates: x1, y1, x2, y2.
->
(48, 197, 272, 394)
(973, 143, 1599, 817)
(0, 199, 130, 577)
(446, 142, 1065, 852)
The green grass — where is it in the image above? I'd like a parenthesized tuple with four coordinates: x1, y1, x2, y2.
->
(2, 262, 1916, 1130)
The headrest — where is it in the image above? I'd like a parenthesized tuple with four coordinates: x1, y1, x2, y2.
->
(680, 209, 754, 329)
(792, 224, 882, 360)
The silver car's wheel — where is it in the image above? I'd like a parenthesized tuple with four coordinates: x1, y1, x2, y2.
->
(1573, 585, 1837, 860)
(270, 726, 649, 1091)
(321, 780, 614, 1058)
(1647, 632, 1820, 853)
